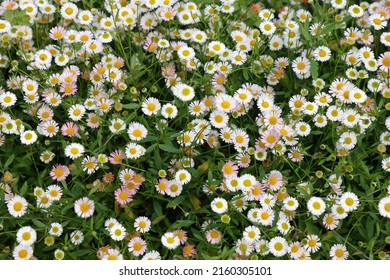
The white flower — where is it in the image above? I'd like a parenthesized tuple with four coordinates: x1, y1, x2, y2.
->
(210, 197, 228, 214)
(16, 226, 37, 246)
(382, 157, 390, 172)
(110, 223, 126, 241)
(174, 169, 191, 184)
(64, 143, 85, 159)
(307, 197, 326, 216)
(20, 130, 38, 145)
(269, 236, 288, 257)
(161, 232, 180, 249)
(378, 196, 390, 218)
(340, 192, 359, 212)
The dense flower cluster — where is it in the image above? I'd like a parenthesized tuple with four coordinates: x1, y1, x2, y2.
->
(1, 0, 390, 260)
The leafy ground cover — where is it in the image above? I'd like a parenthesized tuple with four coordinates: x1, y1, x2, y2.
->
(1, 0, 390, 260)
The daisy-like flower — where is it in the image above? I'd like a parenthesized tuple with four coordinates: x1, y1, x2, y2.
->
(231, 128, 250, 150)
(175, 169, 191, 184)
(205, 228, 222, 244)
(323, 213, 339, 230)
(339, 131, 357, 150)
(329, 244, 349, 260)
(235, 238, 253, 256)
(61, 122, 78, 137)
(134, 216, 151, 233)
(304, 234, 321, 253)
(50, 164, 69, 182)
(161, 232, 180, 249)
(378, 196, 390, 218)
(68, 104, 86, 121)
(380, 32, 390, 47)
(382, 157, 390, 172)
(331, 0, 347, 9)
(313, 46, 331, 62)
(369, 13, 387, 30)
(39, 120, 59, 138)
(307, 197, 326, 216)
(49, 223, 63, 237)
(127, 122, 148, 141)
(101, 248, 123, 260)
(0, 91, 17, 108)
(221, 161, 238, 179)
(7, 195, 28, 218)
(64, 143, 85, 160)
(269, 236, 288, 257)
(161, 103, 178, 119)
(142, 250, 161, 260)
(294, 121, 311, 137)
(22, 79, 39, 95)
(108, 118, 125, 134)
(141, 97, 161, 116)
(166, 180, 183, 197)
(20, 130, 38, 145)
(13, 244, 33, 260)
(110, 223, 126, 241)
(46, 185, 62, 201)
(49, 26, 66, 41)
(264, 170, 284, 191)
(70, 230, 84, 245)
(260, 21, 276, 36)
(208, 41, 226, 55)
(172, 83, 195, 102)
(128, 237, 147, 256)
(277, 218, 291, 235)
(209, 110, 229, 128)
(0, 19, 11, 34)
(82, 156, 99, 174)
(60, 2, 78, 20)
(125, 142, 146, 159)
(74, 197, 95, 219)
(348, 5, 364, 18)
(16, 226, 37, 246)
(243, 225, 261, 243)
(257, 208, 275, 226)
(283, 197, 299, 211)
(78, 10, 94, 25)
(210, 197, 228, 214)
(260, 193, 276, 209)
(378, 52, 390, 72)
(114, 187, 133, 205)
(292, 56, 310, 75)
(340, 192, 360, 212)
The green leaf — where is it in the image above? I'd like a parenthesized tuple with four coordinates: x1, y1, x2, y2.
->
(166, 196, 186, 209)
(20, 181, 28, 196)
(159, 144, 180, 154)
(122, 103, 140, 110)
(4, 154, 15, 169)
(152, 215, 166, 225)
(170, 219, 195, 229)
(153, 200, 163, 216)
(299, 21, 311, 44)
(310, 59, 319, 80)
(32, 219, 46, 228)
(189, 194, 201, 211)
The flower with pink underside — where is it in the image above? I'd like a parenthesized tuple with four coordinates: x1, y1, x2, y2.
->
(109, 149, 125, 165)
(114, 187, 133, 205)
(173, 229, 188, 245)
(49, 26, 66, 41)
(74, 197, 95, 218)
(264, 170, 284, 191)
(61, 122, 78, 137)
(205, 229, 222, 244)
(182, 244, 197, 258)
(221, 161, 239, 179)
(50, 164, 70, 182)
